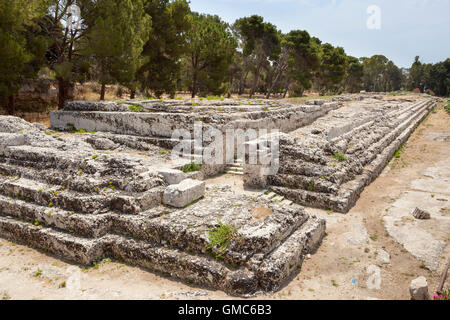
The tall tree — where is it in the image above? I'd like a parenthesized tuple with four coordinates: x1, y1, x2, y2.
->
(361, 54, 389, 92)
(316, 43, 347, 94)
(184, 13, 237, 97)
(84, 0, 151, 100)
(0, 0, 47, 114)
(274, 30, 320, 98)
(234, 15, 280, 98)
(409, 56, 424, 91)
(344, 56, 363, 93)
(139, 0, 191, 98)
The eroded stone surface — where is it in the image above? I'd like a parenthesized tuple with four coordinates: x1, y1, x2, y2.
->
(0, 115, 325, 296)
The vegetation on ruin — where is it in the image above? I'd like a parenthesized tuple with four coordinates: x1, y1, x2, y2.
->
(394, 145, 405, 159)
(0, 1, 448, 115)
(207, 221, 237, 259)
(445, 100, 450, 114)
(332, 152, 348, 162)
(182, 161, 202, 173)
(128, 105, 144, 113)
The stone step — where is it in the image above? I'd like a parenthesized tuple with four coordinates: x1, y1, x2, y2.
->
(271, 102, 434, 213)
(226, 170, 244, 175)
(0, 213, 323, 296)
(0, 194, 110, 238)
(254, 216, 325, 291)
(0, 215, 105, 265)
(0, 176, 163, 214)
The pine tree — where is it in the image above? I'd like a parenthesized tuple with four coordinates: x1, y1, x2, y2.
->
(139, 0, 191, 98)
(0, 0, 47, 114)
(84, 0, 151, 100)
(184, 13, 237, 98)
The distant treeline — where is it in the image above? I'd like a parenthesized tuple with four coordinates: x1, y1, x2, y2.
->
(1, 0, 449, 114)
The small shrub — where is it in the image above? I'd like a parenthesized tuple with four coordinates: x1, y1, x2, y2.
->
(182, 161, 202, 173)
(332, 152, 348, 162)
(128, 105, 143, 112)
(308, 180, 315, 192)
(207, 222, 237, 259)
(445, 101, 450, 115)
(394, 145, 404, 159)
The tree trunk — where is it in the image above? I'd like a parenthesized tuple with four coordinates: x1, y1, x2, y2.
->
(58, 78, 66, 110)
(100, 83, 106, 101)
(282, 82, 290, 99)
(238, 70, 249, 95)
(266, 68, 283, 99)
(130, 90, 136, 99)
(191, 69, 198, 98)
(8, 95, 15, 115)
(249, 64, 261, 99)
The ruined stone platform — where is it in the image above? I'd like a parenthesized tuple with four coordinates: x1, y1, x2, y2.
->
(0, 115, 325, 296)
(50, 98, 341, 138)
(261, 97, 437, 212)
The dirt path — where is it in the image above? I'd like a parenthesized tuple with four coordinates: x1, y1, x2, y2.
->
(0, 101, 448, 300)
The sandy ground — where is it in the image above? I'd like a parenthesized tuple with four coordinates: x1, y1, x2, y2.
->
(0, 99, 449, 300)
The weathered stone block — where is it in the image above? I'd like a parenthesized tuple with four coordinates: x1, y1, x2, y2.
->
(162, 179, 205, 208)
(157, 168, 187, 185)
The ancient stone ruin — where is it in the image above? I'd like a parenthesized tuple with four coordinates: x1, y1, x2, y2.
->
(0, 93, 436, 295)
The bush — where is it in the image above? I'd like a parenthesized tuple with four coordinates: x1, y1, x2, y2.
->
(207, 221, 237, 259)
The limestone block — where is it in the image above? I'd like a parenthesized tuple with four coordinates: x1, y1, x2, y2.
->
(409, 276, 430, 300)
(158, 168, 187, 185)
(162, 179, 205, 208)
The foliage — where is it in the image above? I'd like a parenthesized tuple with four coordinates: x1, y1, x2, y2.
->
(207, 221, 237, 259)
(316, 43, 347, 95)
(0, 0, 48, 113)
(83, 0, 151, 100)
(182, 161, 202, 173)
(139, 0, 191, 98)
(184, 13, 237, 97)
(332, 152, 348, 162)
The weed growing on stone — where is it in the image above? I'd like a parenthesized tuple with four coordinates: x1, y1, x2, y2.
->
(445, 100, 450, 114)
(332, 152, 348, 162)
(182, 161, 202, 173)
(128, 105, 143, 112)
(207, 221, 237, 259)
(394, 145, 404, 158)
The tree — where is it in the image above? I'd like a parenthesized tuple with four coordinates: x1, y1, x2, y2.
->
(409, 56, 424, 91)
(84, 0, 151, 100)
(184, 13, 237, 97)
(0, 0, 47, 114)
(139, 0, 191, 98)
(316, 43, 347, 94)
(361, 55, 389, 92)
(234, 15, 280, 98)
(344, 56, 363, 93)
(274, 30, 320, 98)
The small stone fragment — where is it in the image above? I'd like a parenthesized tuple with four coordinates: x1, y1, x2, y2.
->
(412, 207, 431, 220)
(376, 249, 390, 265)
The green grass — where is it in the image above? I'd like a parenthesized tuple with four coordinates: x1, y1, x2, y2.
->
(128, 105, 143, 112)
(445, 100, 450, 114)
(182, 161, 202, 173)
(332, 152, 348, 162)
(393, 145, 404, 159)
(207, 221, 237, 259)
(308, 180, 315, 192)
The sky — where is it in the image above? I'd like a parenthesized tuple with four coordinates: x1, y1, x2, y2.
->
(189, 0, 450, 68)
